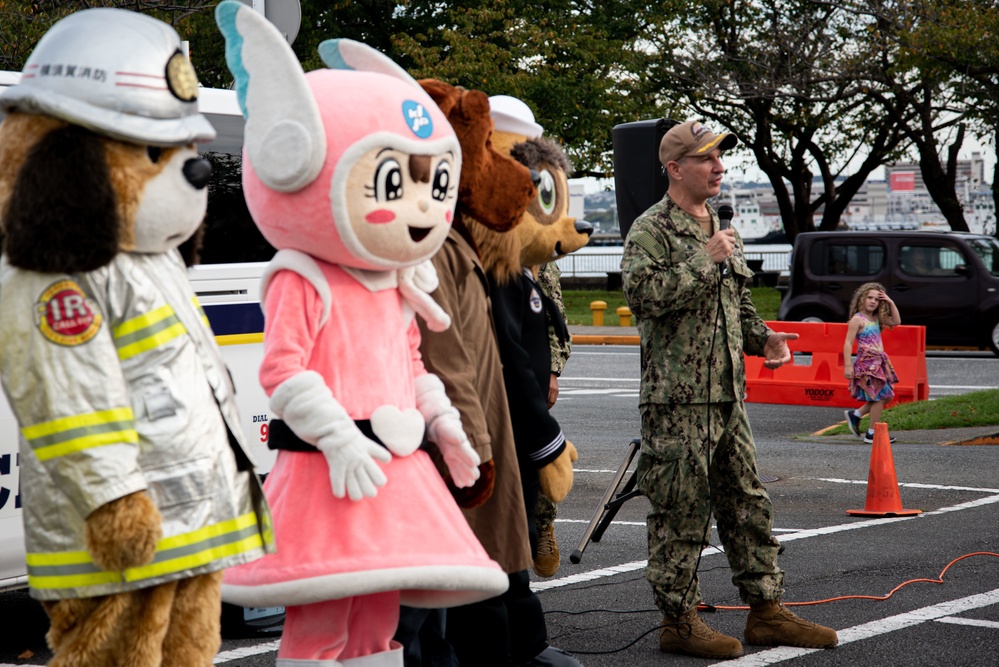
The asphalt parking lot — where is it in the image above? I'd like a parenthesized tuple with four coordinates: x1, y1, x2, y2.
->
(1, 346, 997, 666)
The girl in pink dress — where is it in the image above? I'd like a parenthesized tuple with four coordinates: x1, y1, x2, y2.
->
(215, 4, 507, 665)
(843, 282, 901, 443)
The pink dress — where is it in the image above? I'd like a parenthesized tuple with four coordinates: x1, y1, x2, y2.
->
(850, 314, 899, 403)
(222, 261, 507, 609)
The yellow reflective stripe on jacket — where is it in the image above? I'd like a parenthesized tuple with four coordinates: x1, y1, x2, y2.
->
(113, 304, 187, 360)
(191, 296, 211, 330)
(21, 407, 138, 462)
(25, 512, 266, 591)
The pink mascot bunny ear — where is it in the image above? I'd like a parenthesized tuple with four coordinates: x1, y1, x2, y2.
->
(317, 38, 422, 85)
(216, 1, 325, 192)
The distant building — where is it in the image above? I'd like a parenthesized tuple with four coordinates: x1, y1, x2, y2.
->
(723, 155, 995, 235)
(573, 153, 996, 243)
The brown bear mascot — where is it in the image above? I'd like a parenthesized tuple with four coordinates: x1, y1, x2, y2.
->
(0, 9, 272, 666)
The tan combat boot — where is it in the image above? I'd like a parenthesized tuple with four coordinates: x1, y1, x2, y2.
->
(745, 599, 838, 648)
(533, 523, 560, 578)
(659, 609, 744, 659)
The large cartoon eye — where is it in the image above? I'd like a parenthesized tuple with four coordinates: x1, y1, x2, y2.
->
(374, 158, 404, 202)
(431, 161, 452, 202)
(537, 169, 556, 215)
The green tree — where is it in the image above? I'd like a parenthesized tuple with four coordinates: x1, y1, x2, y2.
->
(0, 1, 684, 177)
(644, 0, 912, 240)
(888, 0, 999, 235)
(386, 1, 662, 176)
(0, 1, 223, 80)
(853, 0, 978, 232)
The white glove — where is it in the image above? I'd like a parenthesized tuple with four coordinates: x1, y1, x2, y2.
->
(409, 259, 440, 293)
(398, 261, 451, 332)
(414, 373, 480, 488)
(270, 371, 390, 501)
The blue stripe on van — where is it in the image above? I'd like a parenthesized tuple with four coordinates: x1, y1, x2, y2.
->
(202, 303, 264, 336)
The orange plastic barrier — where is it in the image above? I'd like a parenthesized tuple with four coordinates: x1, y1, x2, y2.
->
(743, 321, 928, 408)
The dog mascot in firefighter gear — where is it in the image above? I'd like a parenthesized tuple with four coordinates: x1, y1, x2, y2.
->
(214, 3, 508, 665)
(0, 9, 274, 667)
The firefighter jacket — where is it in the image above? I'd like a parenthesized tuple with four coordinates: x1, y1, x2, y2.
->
(0, 250, 273, 600)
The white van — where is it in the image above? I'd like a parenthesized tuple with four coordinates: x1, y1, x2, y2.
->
(0, 72, 275, 594)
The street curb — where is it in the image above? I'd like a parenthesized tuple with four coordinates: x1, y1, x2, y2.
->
(940, 433, 999, 446)
(572, 334, 639, 345)
(811, 421, 999, 446)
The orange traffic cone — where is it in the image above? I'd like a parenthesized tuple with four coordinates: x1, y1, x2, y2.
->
(847, 422, 922, 517)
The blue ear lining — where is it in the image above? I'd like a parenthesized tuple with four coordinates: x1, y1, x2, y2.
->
(317, 40, 353, 71)
(215, 1, 250, 117)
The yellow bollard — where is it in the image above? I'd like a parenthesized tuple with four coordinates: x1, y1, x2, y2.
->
(590, 300, 607, 326)
(616, 306, 632, 327)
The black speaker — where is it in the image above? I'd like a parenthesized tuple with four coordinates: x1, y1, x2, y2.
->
(613, 118, 679, 239)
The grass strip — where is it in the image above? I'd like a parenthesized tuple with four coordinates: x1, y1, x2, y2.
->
(563, 287, 781, 325)
(827, 389, 999, 434)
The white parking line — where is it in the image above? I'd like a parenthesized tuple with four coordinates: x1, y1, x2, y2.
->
(559, 389, 632, 395)
(932, 385, 999, 390)
(935, 616, 999, 630)
(710, 588, 999, 666)
(214, 640, 281, 664)
(199, 481, 999, 666)
(817, 478, 999, 494)
(533, 482, 999, 593)
(556, 518, 646, 526)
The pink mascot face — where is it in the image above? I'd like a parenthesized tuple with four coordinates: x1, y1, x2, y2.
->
(342, 136, 456, 264)
(241, 68, 460, 272)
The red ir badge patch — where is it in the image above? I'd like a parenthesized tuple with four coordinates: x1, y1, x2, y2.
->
(36, 280, 102, 346)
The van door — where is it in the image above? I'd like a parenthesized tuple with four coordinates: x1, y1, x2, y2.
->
(889, 241, 977, 346)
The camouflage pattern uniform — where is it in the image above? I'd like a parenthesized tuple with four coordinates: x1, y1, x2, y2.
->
(535, 261, 571, 529)
(539, 262, 572, 377)
(620, 194, 784, 616)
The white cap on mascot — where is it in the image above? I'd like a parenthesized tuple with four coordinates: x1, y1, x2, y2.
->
(0, 8, 216, 147)
(488, 95, 543, 140)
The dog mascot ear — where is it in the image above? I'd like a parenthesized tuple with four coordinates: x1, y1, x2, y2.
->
(214, 3, 507, 663)
(0, 8, 273, 666)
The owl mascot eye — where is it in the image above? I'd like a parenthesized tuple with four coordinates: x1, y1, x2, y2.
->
(0, 8, 273, 666)
(213, 2, 507, 663)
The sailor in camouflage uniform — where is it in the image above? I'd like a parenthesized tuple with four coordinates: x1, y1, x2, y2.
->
(533, 261, 572, 577)
(621, 120, 838, 660)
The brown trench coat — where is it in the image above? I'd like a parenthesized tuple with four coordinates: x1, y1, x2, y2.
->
(417, 228, 533, 574)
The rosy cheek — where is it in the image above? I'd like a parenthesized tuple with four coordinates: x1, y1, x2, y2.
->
(365, 209, 395, 224)
(445, 210, 452, 224)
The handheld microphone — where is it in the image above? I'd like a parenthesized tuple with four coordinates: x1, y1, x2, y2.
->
(716, 204, 734, 276)
(717, 204, 734, 231)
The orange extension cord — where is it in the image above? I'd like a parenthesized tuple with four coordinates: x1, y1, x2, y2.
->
(697, 551, 999, 611)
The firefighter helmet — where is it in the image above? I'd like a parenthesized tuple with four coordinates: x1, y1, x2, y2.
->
(0, 8, 216, 147)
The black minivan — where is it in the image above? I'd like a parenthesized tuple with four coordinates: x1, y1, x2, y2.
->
(777, 231, 999, 355)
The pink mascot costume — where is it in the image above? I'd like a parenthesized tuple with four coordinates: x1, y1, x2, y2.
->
(215, 3, 508, 666)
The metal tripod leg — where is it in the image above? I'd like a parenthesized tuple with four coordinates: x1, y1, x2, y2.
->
(569, 438, 642, 564)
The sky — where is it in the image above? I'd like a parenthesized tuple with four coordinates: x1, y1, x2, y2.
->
(725, 137, 997, 187)
(576, 133, 997, 194)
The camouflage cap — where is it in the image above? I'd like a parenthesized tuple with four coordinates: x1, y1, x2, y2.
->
(659, 120, 738, 167)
